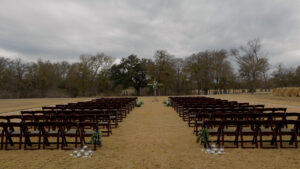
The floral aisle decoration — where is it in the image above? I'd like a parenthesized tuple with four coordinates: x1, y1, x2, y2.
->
(135, 100, 144, 107)
(90, 126, 102, 147)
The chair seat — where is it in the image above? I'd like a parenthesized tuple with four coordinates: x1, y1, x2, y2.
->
(99, 122, 109, 125)
(47, 130, 59, 134)
(280, 128, 295, 133)
(223, 128, 238, 133)
(28, 130, 40, 134)
(9, 130, 21, 135)
(241, 128, 256, 133)
(260, 128, 274, 132)
(83, 131, 94, 135)
(196, 121, 203, 124)
(207, 128, 218, 133)
(65, 130, 77, 134)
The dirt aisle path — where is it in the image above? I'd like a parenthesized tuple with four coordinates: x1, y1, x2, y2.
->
(0, 96, 300, 169)
(93, 96, 201, 169)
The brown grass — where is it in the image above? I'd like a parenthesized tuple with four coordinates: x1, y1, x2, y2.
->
(0, 98, 93, 114)
(0, 95, 300, 169)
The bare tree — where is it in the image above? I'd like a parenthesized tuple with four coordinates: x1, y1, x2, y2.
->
(231, 38, 269, 92)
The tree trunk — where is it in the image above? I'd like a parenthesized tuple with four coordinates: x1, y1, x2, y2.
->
(135, 87, 140, 96)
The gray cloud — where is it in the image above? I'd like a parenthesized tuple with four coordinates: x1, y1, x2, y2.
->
(0, 0, 300, 67)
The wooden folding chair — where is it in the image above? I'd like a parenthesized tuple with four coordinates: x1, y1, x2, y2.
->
(61, 122, 80, 150)
(41, 122, 61, 149)
(5, 122, 23, 150)
(221, 120, 240, 148)
(240, 120, 259, 148)
(0, 122, 6, 150)
(203, 120, 222, 145)
(258, 120, 278, 149)
(79, 122, 97, 150)
(23, 122, 42, 150)
(95, 115, 111, 136)
(278, 120, 298, 148)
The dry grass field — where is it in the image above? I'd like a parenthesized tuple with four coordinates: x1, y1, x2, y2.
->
(0, 95, 300, 169)
(211, 93, 300, 112)
(0, 98, 93, 114)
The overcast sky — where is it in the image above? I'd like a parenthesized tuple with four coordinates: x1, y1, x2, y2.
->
(0, 0, 300, 67)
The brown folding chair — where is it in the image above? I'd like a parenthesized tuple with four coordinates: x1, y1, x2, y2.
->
(221, 120, 240, 148)
(61, 122, 80, 150)
(95, 115, 111, 136)
(79, 122, 97, 150)
(41, 122, 61, 149)
(0, 122, 6, 150)
(23, 122, 42, 150)
(5, 122, 23, 150)
(203, 120, 222, 145)
(240, 120, 259, 148)
(278, 120, 298, 148)
(258, 120, 278, 149)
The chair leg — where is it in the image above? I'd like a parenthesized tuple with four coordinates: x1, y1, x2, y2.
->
(43, 136, 46, 149)
(57, 135, 60, 149)
(75, 135, 78, 149)
(222, 134, 224, 146)
(5, 135, 8, 150)
(274, 133, 278, 148)
(235, 133, 239, 148)
(260, 133, 263, 148)
(38, 134, 41, 149)
(255, 134, 258, 148)
(24, 135, 27, 150)
(0, 133, 3, 150)
(240, 133, 244, 148)
(19, 135, 22, 149)
(295, 134, 298, 148)
(279, 132, 283, 148)
(61, 135, 64, 150)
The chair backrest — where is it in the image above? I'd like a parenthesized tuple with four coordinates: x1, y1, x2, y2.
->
(40, 122, 62, 133)
(6, 115, 22, 122)
(285, 113, 300, 120)
(222, 120, 240, 129)
(6, 122, 23, 132)
(23, 122, 41, 132)
(0, 116, 7, 122)
(278, 120, 298, 130)
(62, 122, 79, 131)
(203, 120, 222, 129)
(79, 122, 97, 131)
(258, 120, 279, 129)
(0, 122, 7, 133)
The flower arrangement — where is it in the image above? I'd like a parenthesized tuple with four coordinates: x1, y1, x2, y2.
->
(90, 126, 102, 147)
(163, 100, 171, 107)
(135, 100, 144, 107)
(196, 125, 210, 148)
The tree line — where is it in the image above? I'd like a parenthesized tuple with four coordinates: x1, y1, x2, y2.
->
(0, 39, 299, 98)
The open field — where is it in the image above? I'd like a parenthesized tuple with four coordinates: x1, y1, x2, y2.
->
(0, 98, 93, 114)
(211, 93, 300, 112)
(0, 95, 300, 169)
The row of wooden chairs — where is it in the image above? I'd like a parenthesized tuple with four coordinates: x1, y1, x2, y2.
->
(182, 107, 286, 122)
(0, 97, 137, 150)
(202, 120, 300, 148)
(20, 110, 120, 128)
(169, 96, 298, 148)
(0, 121, 102, 150)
